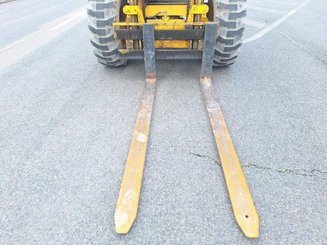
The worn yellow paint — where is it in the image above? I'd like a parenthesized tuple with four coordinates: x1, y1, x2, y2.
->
(123, 5, 139, 15)
(146, 17, 185, 27)
(200, 77, 260, 238)
(186, 0, 195, 22)
(201, 14, 208, 22)
(122, 5, 145, 23)
(114, 0, 210, 49)
(115, 77, 156, 234)
(113, 22, 205, 27)
(136, 0, 145, 23)
(154, 39, 189, 48)
(192, 4, 209, 14)
(146, 18, 189, 48)
(145, 5, 187, 18)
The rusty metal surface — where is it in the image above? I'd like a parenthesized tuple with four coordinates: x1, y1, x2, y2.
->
(200, 76, 260, 238)
(115, 77, 156, 234)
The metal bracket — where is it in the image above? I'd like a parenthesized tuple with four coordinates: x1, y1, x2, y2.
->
(122, 5, 145, 23)
(141, 23, 217, 78)
(142, 24, 156, 79)
(192, 4, 209, 14)
(123, 5, 139, 15)
(200, 23, 218, 79)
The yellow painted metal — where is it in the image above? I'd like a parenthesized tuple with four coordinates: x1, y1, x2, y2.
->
(123, 5, 139, 15)
(113, 22, 205, 27)
(200, 77, 260, 238)
(186, 0, 195, 22)
(113, 0, 209, 49)
(122, 5, 145, 23)
(154, 40, 189, 48)
(191, 0, 203, 49)
(137, 0, 145, 23)
(146, 18, 189, 48)
(192, 4, 209, 14)
(127, 0, 142, 49)
(115, 76, 156, 234)
(201, 14, 208, 22)
(145, 5, 187, 17)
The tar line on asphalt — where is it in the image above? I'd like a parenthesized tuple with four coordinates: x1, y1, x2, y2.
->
(0, 6, 86, 70)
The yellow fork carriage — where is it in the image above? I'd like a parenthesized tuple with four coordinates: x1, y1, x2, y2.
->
(115, 0, 209, 50)
(87, 0, 259, 238)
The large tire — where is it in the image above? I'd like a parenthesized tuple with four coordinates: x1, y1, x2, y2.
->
(213, 0, 246, 67)
(87, 0, 127, 67)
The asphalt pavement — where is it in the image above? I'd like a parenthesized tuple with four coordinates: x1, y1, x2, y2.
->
(0, 0, 326, 244)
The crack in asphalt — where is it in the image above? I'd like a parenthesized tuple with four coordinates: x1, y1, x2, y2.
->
(190, 153, 220, 165)
(280, 31, 327, 66)
(190, 152, 327, 178)
(242, 163, 327, 177)
(245, 9, 327, 66)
